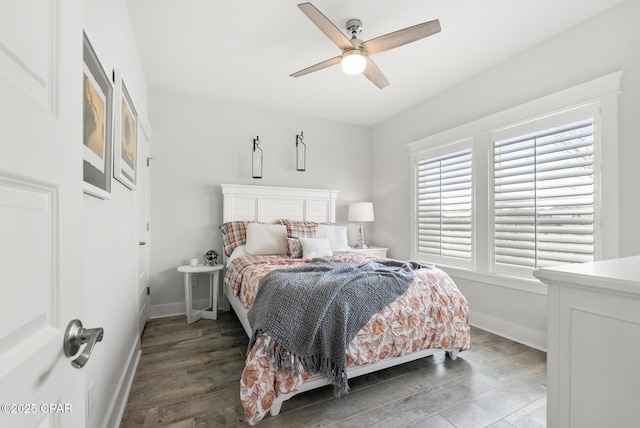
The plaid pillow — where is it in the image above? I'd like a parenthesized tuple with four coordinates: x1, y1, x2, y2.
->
(280, 219, 319, 238)
(287, 238, 303, 258)
(220, 221, 251, 257)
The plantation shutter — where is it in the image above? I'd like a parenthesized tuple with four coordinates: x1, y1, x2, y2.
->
(417, 148, 472, 260)
(493, 117, 594, 269)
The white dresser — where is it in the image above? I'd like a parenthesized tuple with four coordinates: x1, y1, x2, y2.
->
(534, 256, 640, 428)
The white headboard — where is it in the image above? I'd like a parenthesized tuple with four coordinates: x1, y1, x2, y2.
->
(221, 184, 339, 224)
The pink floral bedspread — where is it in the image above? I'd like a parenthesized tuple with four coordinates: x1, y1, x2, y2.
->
(225, 253, 470, 425)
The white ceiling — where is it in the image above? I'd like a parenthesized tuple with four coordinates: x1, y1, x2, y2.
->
(126, 0, 623, 127)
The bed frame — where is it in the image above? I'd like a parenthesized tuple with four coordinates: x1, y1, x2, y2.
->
(220, 183, 459, 416)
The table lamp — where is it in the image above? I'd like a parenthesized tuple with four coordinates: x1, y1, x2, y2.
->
(348, 202, 374, 249)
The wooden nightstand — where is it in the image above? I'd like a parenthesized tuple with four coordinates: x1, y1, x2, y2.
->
(177, 264, 224, 324)
(350, 246, 388, 258)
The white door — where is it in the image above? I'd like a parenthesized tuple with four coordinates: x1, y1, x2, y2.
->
(0, 1, 87, 427)
(136, 121, 151, 335)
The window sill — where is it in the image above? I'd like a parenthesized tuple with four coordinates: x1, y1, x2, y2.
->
(436, 265, 548, 296)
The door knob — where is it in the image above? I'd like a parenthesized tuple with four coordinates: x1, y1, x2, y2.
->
(63, 319, 104, 369)
(139, 241, 146, 246)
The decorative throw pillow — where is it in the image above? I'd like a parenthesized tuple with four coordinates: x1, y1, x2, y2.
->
(226, 245, 249, 267)
(280, 219, 319, 238)
(245, 223, 288, 255)
(317, 224, 351, 251)
(287, 238, 303, 258)
(220, 221, 251, 257)
(298, 237, 333, 259)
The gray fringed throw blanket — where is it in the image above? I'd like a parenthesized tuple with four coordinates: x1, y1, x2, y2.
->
(247, 258, 420, 396)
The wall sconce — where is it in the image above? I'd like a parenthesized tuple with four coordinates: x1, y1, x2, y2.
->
(296, 131, 306, 171)
(252, 136, 263, 179)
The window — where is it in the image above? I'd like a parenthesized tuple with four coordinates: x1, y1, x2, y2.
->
(409, 72, 620, 286)
(493, 112, 595, 274)
(413, 143, 473, 268)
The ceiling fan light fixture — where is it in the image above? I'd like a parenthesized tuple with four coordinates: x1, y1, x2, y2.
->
(292, 3, 440, 88)
(341, 50, 366, 75)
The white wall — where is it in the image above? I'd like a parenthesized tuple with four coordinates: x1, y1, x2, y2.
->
(371, 0, 640, 349)
(148, 90, 372, 316)
(83, 1, 149, 427)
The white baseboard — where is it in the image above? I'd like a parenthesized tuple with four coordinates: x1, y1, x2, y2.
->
(103, 336, 141, 428)
(470, 309, 547, 352)
(149, 301, 184, 319)
(150, 298, 211, 319)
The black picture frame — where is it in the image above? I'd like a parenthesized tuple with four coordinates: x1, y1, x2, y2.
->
(113, 69, 138, 190)
(82, 31, 113, 199)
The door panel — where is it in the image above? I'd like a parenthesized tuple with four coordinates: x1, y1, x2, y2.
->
(0, 0, 56, 110)
(0, 1, 85, 427)
(0, 179, 54, 345)
(136, 116, 151, 334)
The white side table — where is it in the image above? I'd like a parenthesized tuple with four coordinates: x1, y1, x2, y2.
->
(177, 264, 224, 324)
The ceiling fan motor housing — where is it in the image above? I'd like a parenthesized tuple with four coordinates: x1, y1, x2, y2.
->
(346, 19, 362, 37)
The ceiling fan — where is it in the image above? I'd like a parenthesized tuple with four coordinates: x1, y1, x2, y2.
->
(290, 2, 441, 89)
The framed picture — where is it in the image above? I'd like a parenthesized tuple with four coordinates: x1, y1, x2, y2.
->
(82, 31, 113, 199)
(113, 69, 138, 190)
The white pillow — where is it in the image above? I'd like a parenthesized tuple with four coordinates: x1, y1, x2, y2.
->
(227, 245, 249, 267)
(298, 237, 333, 259)
(317, 224, 351, 251)
(245, 223, 288, 255)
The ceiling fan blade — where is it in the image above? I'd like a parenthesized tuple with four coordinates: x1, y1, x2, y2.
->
(298, 2, 353, 51)
(361, 19, 441, 56)
(362, 57, 389, 89)
(290, 55, 342, 78)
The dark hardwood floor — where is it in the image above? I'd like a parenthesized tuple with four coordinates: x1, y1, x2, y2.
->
(120, 312, 546, 427)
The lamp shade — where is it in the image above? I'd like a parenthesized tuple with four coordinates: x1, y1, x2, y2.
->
(348, 202, 374, 222)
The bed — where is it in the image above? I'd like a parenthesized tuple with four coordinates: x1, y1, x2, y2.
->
(220, 184, 470, 425)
